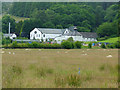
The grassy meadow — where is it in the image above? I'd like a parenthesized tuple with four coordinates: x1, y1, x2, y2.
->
(99, 37, 120, 43)
(2, 49, 118, 88)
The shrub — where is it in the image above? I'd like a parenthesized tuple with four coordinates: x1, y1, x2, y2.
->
(2, 37, 12, 45)
(101, 43, 106, 48)
(11, 41, 18, 48)
(88, 43, 92, 48)
(75, 41, 82, 49)
(61, 41, 72, 49)
(32, 42, 39, 48)
(107, 44, 115, 48)
(114, 41, 120, 48)
(67, 37, 74, 42)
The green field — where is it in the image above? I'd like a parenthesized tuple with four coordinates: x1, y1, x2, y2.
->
(2, 49, 118, 88)
(98, 37, 119, 43)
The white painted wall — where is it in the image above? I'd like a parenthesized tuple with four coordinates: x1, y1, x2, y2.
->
(10, 34, 17, 39)
(30, 28, 62, 41)
(54, 35, 97, 44)
(30, 28, 42, 40)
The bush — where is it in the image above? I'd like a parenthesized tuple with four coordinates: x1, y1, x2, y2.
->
(32, 42, 39, 48)
(11, 41, 18, 48)
(75, 41, 82, 49)
(101, 43, 106, 48)
(61, 41, 72, 49)
(88, 43, 92, 48)
(67, 37, 74, 42)
(2, 37, 12, 45)
(106, 44, 115, 49)
(114, 41, 120, 48)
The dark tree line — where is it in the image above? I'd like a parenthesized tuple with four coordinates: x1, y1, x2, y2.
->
(2, 2, 119, 39)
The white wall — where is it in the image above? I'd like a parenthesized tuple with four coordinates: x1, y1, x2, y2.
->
(30, 28, 62, 41)
(43, 34, 61, 41)
(30, 28, 42, 40)
(55, 35, 97, 43)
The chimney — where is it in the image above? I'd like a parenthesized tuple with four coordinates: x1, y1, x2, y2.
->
(9, 22, 10, 34)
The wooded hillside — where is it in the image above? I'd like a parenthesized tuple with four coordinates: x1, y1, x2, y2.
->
(2, 2, 120, 39)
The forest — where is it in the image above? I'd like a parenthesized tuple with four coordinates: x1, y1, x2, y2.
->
(2, 2, 120, 39)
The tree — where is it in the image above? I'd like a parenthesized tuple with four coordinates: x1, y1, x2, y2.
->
(75, 41, 82, 49)
(15, 21, 23, 36)
(104, 4, 119, 22)
(61, 41, 72, 49)
(2, 15, 15, 33)
(88, 43, 92, 48)
(67, 37, 74, 42)
(97, 22, 115, 37)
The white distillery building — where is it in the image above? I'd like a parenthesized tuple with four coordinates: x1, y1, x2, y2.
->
(30, 26, 97, 43)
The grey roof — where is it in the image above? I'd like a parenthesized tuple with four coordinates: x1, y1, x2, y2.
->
(64, 31, 82, 36)
(3, 34, 13, 37)
(37, 28, 66, 34)
(69, 26, 77, 32)
(79, 32, 98, 38)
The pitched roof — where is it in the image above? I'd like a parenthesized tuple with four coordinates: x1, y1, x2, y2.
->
(79, 32, 98, 38)
(3, 34, 13, 37)
(37, 28, 66, 34)
(68, 26, 77, 32)
(64, 31, 82, 36)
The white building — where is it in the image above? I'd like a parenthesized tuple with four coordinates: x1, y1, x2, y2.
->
(3, 33, 17, 39)
(3, 22, 17, 39)
(30, 28, 67, 42)
(30, 26, 97, 43)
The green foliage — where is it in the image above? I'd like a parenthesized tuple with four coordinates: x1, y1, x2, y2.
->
(106, 44, 115, 49)
(97, 22, 115, 37)
(101, 43, 106, 48)
(2, 15, 16, 33)
(61, 41, 72, 49)
(11, 41, 18, 48)
(2, 37, 12, 45)
(67, 37, 73, 42)
(74, 41, 82, 49)
(88, 43, 92, 48)
(2, 2, 119, 39)
(114, 41, 120, 48)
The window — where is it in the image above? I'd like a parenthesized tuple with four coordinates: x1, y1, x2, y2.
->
(39, 34, 40, 37)
(34, 31, 37, 34)
(43, 34, 45, 37)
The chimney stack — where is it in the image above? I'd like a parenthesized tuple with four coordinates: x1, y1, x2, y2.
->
(9, 22, 10, 34)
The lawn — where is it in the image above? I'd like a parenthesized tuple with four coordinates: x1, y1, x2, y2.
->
(98, 37, 119, 43)
(2, 49, 118, 88)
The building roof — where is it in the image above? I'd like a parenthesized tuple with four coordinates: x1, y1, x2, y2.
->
(64, 31, 82, 36)
(68, 26, 77, 32)
(37, 28, 66, 34)
(79, 32, 98, 38)
(3, 34, 13, 37)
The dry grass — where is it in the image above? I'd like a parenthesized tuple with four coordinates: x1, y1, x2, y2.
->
(2, 49, 118, 88)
